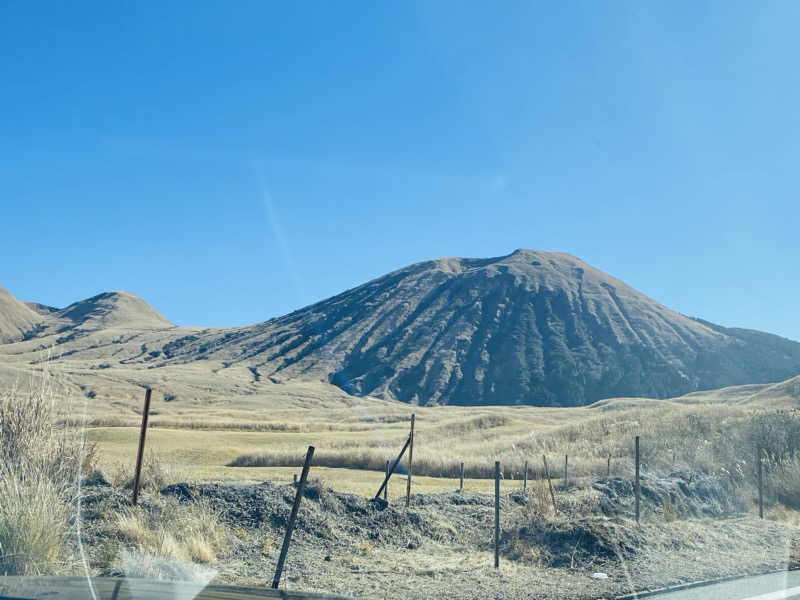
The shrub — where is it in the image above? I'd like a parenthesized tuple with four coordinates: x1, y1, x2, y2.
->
(0, 470, 68, 575)
(770, 458, 800, 510)
(0, 378, 91, 574)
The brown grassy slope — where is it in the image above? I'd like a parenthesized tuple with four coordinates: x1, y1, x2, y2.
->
(0, 287, 43, 343)
(62, 370, 800, 503)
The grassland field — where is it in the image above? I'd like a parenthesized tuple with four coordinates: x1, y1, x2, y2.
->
(82, 386, 779, 500)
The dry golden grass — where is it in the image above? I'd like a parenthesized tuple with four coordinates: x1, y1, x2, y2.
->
(0, 376, 92, 575)
(112, 498, 227, 565)
(82, 392, 800, 504)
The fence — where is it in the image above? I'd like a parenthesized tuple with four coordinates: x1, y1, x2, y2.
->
(125, 388, 777, 577)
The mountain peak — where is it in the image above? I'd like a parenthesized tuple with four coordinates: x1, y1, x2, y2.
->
(58, 290, 173, 330)
(149, 251, 800, 406)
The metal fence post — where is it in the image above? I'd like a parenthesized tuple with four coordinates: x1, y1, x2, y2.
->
(132, 388, 152, 506)
(757, 446, 764, 519)
(635, 436, 641, 523)
(272, 446, 315, 589)
(405, 414, 415, 507)
(523, 460, 528, 492)
(494, 461, 500, 569)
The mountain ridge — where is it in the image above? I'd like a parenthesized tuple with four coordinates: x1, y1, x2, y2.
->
(2, 250, 799, 407)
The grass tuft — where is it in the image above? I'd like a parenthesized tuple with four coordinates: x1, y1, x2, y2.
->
(0, 377, 91, 575)
(104, 499, 228, 572)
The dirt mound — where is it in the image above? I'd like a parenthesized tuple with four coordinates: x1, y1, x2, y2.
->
(592, 472, 744, 519)
(508, 517, 648, 568)
(161, 481, 472, 550)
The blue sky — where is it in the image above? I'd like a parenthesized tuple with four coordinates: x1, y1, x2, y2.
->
(2, 1, 799, 340)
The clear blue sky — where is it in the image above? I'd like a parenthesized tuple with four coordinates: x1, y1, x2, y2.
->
(2, 1, 799, 340)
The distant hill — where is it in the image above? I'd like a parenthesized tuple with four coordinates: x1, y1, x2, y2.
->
(2, 250, 799, 407)
(55, 291, 173, 330)
(0, 287, 44, 343)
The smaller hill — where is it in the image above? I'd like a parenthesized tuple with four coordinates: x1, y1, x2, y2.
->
(745, 374, 800, 407)
(0, 287, 44, 343)
(57, 291, 173, 330)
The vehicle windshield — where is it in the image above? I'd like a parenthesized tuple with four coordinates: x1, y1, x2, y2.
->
(2, 2, 800, 600)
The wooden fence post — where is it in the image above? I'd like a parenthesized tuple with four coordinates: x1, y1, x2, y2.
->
(272, 446, 314, 589)
(757, 446, 764, 519)
(523, 460, 528, 492)
(459, 462, 464, 493)
(405, 414, 415, 507)
(132, 388, 152, 506)
(542, 455, 556, 513)
(634, 436, 641, 523)
(494, 461, 500, 569)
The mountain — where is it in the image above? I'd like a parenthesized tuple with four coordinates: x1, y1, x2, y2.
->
(54, 291, 173, 330)
(147, 249, 800, 406)
(0, 288, 171, 356)
(2, 250, 799, 407)
(0, 287, 44, 343)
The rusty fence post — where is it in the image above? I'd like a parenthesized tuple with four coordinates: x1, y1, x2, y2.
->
(757, 446, 764, 519)
(405, 414, 415, 507)
(375, 435, 411, 499)
(272, 446, 315, 589)
(542, 455, 556, 513)
(635, 436, 641, 523)
(132, 388, 152, 506)
(494, 461, 500, 569)
(523, 460, 528, 492)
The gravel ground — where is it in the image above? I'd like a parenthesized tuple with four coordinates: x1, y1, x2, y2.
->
(76, 472, 800, 600)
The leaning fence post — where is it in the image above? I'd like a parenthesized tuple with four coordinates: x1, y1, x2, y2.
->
(757, 446, 764, 519)
(523, 460, 528, 492)
(272, 445, 314, 589)
(542, 455, 557, 513)
(494, 461, 500, 569)
(375, 434, 411, 499)
(132, 388, 152, 506)
(459, 462, 464, 493)
(405, 414, 415, 507)
(384, 460, 389, 501)
(563, 454, 568, 489)
(634, 436, 641, 523)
